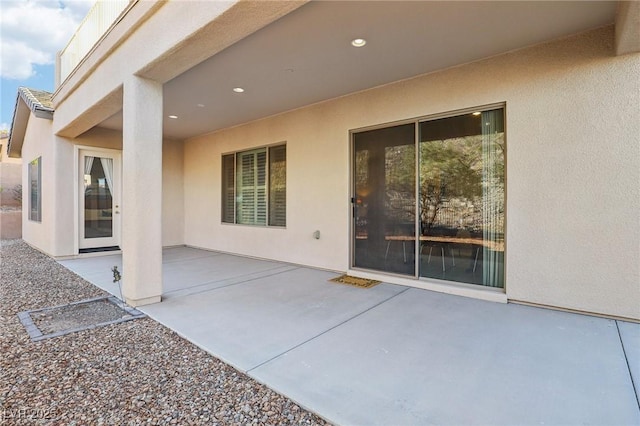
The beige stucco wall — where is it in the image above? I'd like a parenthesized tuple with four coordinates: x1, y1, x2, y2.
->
(20, 117, 55, 254)
(20, 125, 184, 256)
(1, 136, 23, 238)
(162, 139, 185, 246)
(62, 129, 185, 251)
(0, 146, 22, 207)
(1, 135, 22, 205)
(183, 26, 639, 320)
(0, 163, 22, 206)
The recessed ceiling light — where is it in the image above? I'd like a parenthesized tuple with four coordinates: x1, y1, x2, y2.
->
(233, 87, 244, 93)
(168, 115, 178, 119)
(197, 103, 205, 108)
(351, 38, 367, 47)
(472, 112, 481, 116)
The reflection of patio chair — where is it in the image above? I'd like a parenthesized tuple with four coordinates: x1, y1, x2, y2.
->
(453, 229, 480, 273)
(385, 237, 408, 263)
(384, 223, 413, 264)
(421, 241, 446, 272)
(473, 246, 481, 273)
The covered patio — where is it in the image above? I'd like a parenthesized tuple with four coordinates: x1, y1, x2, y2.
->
(59, 247, 640, 425)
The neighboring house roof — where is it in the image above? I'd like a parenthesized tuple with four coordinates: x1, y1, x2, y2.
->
(7, 87, 54, 158)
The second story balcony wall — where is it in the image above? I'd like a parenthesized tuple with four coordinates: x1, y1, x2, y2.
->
(58, 0, 130, 86)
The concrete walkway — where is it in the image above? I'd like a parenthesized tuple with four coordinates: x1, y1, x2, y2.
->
(60, 246, 640, 425)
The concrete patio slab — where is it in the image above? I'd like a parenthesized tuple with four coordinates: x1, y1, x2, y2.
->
(619, 320, 640, 405)
(161, 252, 290, 295)
(161, 246, 220, 263)
(58, 247, 640, 425)
(59, 253, 123, 295)
(251, 289, 640, 425)
(142, 266, 406, 372)
(60, 247, 295, 297)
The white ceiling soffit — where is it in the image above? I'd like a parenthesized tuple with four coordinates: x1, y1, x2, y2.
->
(98, 1, 617, 139)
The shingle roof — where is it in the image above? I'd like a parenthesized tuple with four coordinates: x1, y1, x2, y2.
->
(7, 87, 54, 157)
(17, 87, 54, 116)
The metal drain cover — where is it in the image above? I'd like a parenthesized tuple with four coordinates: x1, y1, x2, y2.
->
(17, 296, 145, 342)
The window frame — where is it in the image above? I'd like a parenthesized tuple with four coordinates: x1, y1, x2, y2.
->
(221, 143, 286, 227)
(28, 156, 42, 223)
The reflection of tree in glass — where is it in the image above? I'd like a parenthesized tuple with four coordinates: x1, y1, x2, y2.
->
(268, 146, 287, 226)
(419, 136, 484, 234)
(385, 144, 415, 224)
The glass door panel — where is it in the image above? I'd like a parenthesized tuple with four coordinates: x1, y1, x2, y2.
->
(79, 150, 121, 250)
(84, 156, 113, 239)
(353, 124, 416, 275)
(418, 109, 505, 287)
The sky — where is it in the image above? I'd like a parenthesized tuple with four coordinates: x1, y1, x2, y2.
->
(0, 0, 95, 131)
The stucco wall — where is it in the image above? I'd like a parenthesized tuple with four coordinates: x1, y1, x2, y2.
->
(162, 139, 185, 246)
(20, 117, 54, 254)
(21, 126, 184, 256)
(1, 136, 23, 207)
(0, 163, 22, 207)
(183, 26, 639, 320)
(70, 130, 184, 250)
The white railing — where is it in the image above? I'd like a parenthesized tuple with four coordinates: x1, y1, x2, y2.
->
(58, 0, 130, 85)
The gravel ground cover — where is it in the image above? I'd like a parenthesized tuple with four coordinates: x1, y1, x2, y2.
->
(1, 240, 330, 425)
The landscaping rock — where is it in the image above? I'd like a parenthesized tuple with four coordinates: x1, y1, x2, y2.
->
(0, 240, 330, 425)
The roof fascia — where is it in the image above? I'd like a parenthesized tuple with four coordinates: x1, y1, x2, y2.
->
(7, 97, 30, 158)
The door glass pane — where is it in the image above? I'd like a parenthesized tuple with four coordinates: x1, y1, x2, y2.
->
(418, 109, 505, 288)
(353, 124, 416, 275)
(84, 156, 113, 239)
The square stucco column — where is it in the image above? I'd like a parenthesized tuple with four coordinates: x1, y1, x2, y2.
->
(122, 76, 163, 306)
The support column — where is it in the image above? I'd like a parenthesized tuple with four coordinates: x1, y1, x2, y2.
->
(122, 76, 163, 306)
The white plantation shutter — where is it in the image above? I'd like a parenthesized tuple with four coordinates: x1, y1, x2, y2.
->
(235, 149, 267, 225)
(269, 145, 286, 226)
(223, 145, 285, 226)
(221, 154, 235, 223)
(256, 150, 267, 225)
(236, 151, 255, 224)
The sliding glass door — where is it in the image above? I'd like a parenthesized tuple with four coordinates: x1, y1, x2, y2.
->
(353, 124, 416, 275)
(352, 107, 505, 288)
(418, 109, 504, 287)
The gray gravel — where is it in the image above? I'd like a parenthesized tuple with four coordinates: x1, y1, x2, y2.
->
(1, 239, 330, 425)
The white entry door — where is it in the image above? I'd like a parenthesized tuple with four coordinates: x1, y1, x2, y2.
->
(79, 149, 121, 250)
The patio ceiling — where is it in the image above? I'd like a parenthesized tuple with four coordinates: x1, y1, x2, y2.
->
(96, 1, 617, 140)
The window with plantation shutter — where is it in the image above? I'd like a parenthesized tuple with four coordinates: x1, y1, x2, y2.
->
(29, 157, 42, 222)
(269, 145, 286, 226)
(221, 154, 235, 223)
(221, 144, 286, 227)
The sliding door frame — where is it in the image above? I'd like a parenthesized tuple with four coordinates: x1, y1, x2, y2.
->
(349, 102, 507, 290)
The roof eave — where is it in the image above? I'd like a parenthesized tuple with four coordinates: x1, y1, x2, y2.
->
(7, 94, 27, 158)
(7, 88, 54, 158)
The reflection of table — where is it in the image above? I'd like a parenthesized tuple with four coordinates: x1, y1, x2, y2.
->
(383, 235, 504, 270)
(418, 236, 504, 252)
